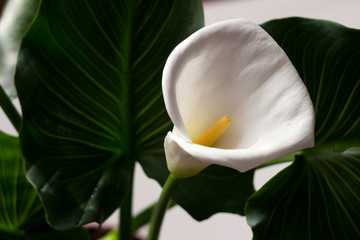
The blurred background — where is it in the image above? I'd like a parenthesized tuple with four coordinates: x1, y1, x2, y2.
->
(1, 0, 360, 239)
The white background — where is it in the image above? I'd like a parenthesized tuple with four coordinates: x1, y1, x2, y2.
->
(1, 0, 360, 239)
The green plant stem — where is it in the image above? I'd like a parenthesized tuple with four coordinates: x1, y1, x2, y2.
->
(119, 162, 135, 240)
(99, 201, 176, 240)
(132, 203, 157, 234)
(132, 201, 176, 234)
(0, 85, 21, 132)
(148, 173, 179, 240)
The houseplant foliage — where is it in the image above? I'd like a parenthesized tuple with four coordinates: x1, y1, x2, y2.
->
(0, 132, 89, 239)
(14, 0, 255, 236)
(0, 0, 357, 239)
(14, 0, 203, 231)
(0, 1, 88, 238)
(246, 18, 360, 240)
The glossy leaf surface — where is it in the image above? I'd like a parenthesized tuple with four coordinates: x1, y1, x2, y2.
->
(246, 18, 360, 240)
(262, 18, 360, 143)
(247, 146, 360, 240)
(15, 0, 203, 229)
(0, 132, 89, 239)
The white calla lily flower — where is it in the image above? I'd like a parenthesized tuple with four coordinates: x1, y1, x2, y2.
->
(163, 19, 315, 178)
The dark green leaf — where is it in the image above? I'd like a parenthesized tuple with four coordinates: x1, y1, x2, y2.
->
(262, 18, 360, 143)
(140, 154, 255, 220)
(245, 17, 360, 240)
(246, 144, 360, 240)
(0, 132, 42, 237)
(0, 132, 89, 240)
(15, 0, 204, 229)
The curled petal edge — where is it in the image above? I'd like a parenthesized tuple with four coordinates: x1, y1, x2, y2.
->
(164, 131, 314, 178)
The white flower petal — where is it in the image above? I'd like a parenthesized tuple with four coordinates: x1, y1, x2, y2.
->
(163, 19, 315, 178)
(164, 132, 210, 178)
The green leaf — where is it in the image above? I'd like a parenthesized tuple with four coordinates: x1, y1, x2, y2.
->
(0, 132, 40, 237)
(245, 18, 360, 239)
(0, 132, 89, 239)
(140, 154, 255, 220)
(246, 144, 360, 240)
(262, 18, 360, 143)
(15, 0, 204, 230)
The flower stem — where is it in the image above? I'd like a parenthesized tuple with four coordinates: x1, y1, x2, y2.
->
(148, 173, 179, 240)
(119, 162, 135, 240)
(132, 201, 175, 234)
(0, 85, 21, 132)
(99, 201, 177, 240)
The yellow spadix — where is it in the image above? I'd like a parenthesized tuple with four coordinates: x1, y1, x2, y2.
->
(193, 116, 231, 147)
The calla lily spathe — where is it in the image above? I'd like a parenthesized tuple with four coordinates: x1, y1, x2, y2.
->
(163, 19, 315, 178)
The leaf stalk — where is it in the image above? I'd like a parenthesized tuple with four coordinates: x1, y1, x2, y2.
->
(119, 161, 135, 240)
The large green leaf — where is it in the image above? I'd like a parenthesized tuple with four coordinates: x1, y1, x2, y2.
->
(15, 0, 204, 230)
(0, 132, 89, 239)
(140, 155, 255, 220)
(262, 18, 360, 142)
(246, 18, 360, 239)
(246, 144, 360, 240)
(0, 132, 42, 237)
